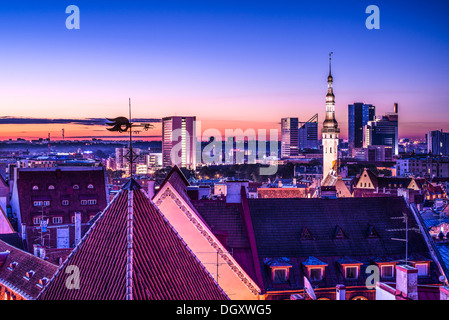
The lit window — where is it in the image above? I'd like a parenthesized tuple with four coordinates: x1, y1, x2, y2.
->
(62, 200, 69, 206)
(32, 185, 39, 191)
(73, 185, 79, 190)
(88, 199, 97, 205)
(309, 268, 323, 281)
(24, 270, 35, 280)
(345, 266, 358, 279)
(273, 269, 288, 283)
(48, 185, 55, 190)
(81, 200, 87, 205)
(33, 201, 43, 207)
(87, 184, 94, 189)
(381, 265, 394, 278)
(52, 217, 63, 224)
(43, 201, 50, 207)
(415, 263, 428, 277)
(33, 217, 42, 225)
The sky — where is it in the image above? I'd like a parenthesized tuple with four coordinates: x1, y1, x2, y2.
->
(0, 0, 448, 140)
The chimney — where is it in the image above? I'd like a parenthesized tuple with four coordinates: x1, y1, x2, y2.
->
(394, 103, 398, 114)
(147, 179, 155, 199)
(336, 284, 346, 300)
(74, 212, 82, 246)
(21, 223, 26, 241)
(395, 265, 418, 300)
(226, 181, 248, 203)
(278, 180, 282, 188)
(293, 178, 297, 186)
(440, 285, 449, 300)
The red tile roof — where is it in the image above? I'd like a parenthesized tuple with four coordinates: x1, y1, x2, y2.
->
(0, 240, 58, 300)
(38, 179, 228, 300)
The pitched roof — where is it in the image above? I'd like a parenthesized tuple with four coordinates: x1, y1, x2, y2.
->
(0, 239, 57, 299)
(247, 197, 439, 290)
(0, 206, 14, 234)
(38, 179, 228, 300)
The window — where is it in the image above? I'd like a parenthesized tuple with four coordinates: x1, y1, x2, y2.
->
(32, 185, 39, 191)
(345, 266, 358, 279)
(62, 200, 69, 206)
(48, 185, 55, 190)
(24, 270, 35, 280)
(43, 201, 50, 207)
(381, 265, 394, 278)
(273, 269, 288, 283)
(415, 263, 428, 277)
(33, 201, 43, 207)
(81, 200, 88, 205)
(33, 217, 42, 225)
(88, 199, 97, 205)
(52, 217, 63, 224)
(87, 184, 94, 189)
(73, 185, 79, 190)
(7, 262, 18, 271)
(309, 268, 323, 281)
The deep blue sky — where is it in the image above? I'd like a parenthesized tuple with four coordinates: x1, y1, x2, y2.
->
(0, 0, 448, 139)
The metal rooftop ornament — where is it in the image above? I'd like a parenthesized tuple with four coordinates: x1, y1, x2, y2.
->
(106, 98, 154, 177)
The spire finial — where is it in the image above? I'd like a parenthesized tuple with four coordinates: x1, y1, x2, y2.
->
(329, 52, 333, 76)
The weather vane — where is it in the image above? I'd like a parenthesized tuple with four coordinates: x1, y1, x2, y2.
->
(106, 98, 154, 177)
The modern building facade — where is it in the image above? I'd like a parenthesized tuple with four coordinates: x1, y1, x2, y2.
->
(298, 114, 319, 150)
(348, 103, 375, 156)
(162, 116, 197, 169)
(427, 130, 449, 156)
(281, 117, 299, 158)
(364, 103, 399, 156)
(322, 53, 340, 181)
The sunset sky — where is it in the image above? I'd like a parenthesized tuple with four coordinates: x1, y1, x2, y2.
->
(0, 0, 448, 140)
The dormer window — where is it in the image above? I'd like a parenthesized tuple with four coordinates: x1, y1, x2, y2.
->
(37, 277, 49, 288)
(24, 270, 35, 280)
(302, 256, 327, 281)
(345, 266, 358, 279)
(48, 185, 55, 190)
(309, 268, 324, 281)
(414, 263, 429, 277)
(265, 257, 292, 284)
(338, 256, 363, 280)
(87, 184, 94, 189)
(300, 227, 314, 240)
(32, 185, 39, 191)
(73, 185, 79, 190)
(7, 262, 18, 271)
(381, 265, 395, 278)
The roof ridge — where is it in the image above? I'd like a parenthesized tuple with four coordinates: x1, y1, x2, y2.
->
(125, 188, 134, 300)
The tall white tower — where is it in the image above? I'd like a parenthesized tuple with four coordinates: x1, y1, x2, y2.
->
(322, 52, 340, 182)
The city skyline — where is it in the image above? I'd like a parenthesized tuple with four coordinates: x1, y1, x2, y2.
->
(0, 1, 448, 140)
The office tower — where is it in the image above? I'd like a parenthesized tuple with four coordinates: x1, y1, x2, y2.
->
(322, 52, 340, 180)
(298, 114, 319, 150)
(427, 130, 449, 156)
(364, 103, 399, 156)
(162, 116, 196, 169)
(281, 117, 299, 158)
(348, 103, 375, 156)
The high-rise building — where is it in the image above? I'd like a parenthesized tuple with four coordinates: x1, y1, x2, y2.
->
(298, 114, 319, 150)
(427, 130, 449, 156)
(348, 102, 375, 156)
(364, 103, 399, 156)
(281, 117, 299, 158)
(162, 116, 196, 169)
(322, 52, 340, 180)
